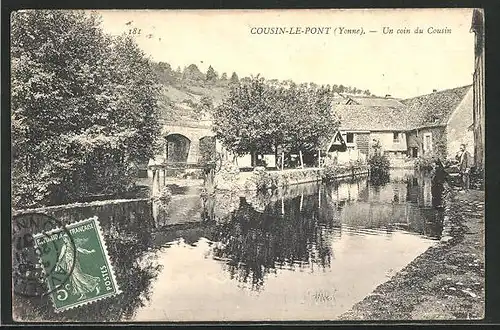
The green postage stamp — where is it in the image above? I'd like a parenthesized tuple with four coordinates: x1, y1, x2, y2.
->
(33, 216, 121, 312)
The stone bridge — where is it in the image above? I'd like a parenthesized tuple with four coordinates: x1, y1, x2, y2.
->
(160, 120, 217, 163)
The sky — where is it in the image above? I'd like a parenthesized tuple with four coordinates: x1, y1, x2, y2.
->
(93, 9, 475, 99)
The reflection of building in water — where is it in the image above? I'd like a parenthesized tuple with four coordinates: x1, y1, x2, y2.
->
(404, 173, 433, 207)
(329, 180, 365, 203)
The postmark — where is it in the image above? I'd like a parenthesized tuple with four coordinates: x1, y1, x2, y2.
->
(32, 216, 122, 312)
(12, 212, 76, 298)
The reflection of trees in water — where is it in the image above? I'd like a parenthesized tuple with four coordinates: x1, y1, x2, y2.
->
(12, 200, 161, 322)
(209, 191, 337, 290)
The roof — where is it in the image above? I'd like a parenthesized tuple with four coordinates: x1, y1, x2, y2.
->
(345, 96, 405, 107)
(400, 85, 472, 128)
(333, 104, 409, 131)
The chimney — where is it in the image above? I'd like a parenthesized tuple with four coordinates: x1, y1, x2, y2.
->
(432, 89, 437, 93)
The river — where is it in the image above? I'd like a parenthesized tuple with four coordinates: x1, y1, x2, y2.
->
(13, 169, 445, 322)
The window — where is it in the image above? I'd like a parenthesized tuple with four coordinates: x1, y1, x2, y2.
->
(393, 132, 400, 143)
(346, 133, 354, 144)
(423, 132, 433, 153)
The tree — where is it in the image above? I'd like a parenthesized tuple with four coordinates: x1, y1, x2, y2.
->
(11, 10, 161, 208)
(206, 65, 218, 82)
(213, 76, 339, 167)
(193, 95, 214, 120)
(213, 76, 276, 166)
(230, 72, 239, 84)
(220, 72, 228, 80)
(182, 64, 204, 81)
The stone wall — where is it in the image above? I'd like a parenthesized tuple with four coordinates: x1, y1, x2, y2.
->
(446, 87, 474, 161)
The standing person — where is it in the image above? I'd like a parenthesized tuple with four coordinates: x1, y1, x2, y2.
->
(455, 144, 472, 191)
(431, 158, 448, 207)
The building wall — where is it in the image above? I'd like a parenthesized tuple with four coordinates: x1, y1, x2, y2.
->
(446, 87, 474, 160)
(355, 133, 370, 156)
(370, 131, 407, 158)
(472, 10, 485, 171)
(406, 127, 447, 160)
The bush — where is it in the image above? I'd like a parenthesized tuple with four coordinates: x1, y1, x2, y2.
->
(321, 158, 368, 182)
(368, 154, 390, 185)
(150, 186, 172, 211)
(414, 156, 434, 172)
(250, 167, 279, 192)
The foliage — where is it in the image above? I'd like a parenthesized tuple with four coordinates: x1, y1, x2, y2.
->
(182, 64, 205, 82)
(368, 154, 390, 185)
(212, 76, 340, 165)
(414, 155, 435, 172)
(151, 186, 172, 211)
(248, 168, 280, 192)
(206, 65, 218, 82)
(193, 95, 214, 120)
(321, 159, 367, 182)
(230, 72, 239, 84)
(11, 10, 162, 208)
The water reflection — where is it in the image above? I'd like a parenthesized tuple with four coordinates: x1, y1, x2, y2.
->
(14, 169, 444, 322)
(201, 170, 444, 291)
(13, 200, 161, 322)
(209, 194, 337, 290)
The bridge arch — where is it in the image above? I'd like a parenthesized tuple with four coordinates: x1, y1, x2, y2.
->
(166, 133, 191, 163)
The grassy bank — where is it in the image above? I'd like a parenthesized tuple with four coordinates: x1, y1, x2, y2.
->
(339, 188, 485, 320)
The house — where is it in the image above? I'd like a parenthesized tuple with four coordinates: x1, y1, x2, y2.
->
(342, 95, 406, 108)
(471, 8, 485, 172)
(331, 102, 409, 162)
(401, 85, 473, 161)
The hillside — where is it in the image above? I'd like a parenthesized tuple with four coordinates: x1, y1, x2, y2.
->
(152, 61, 375, 123)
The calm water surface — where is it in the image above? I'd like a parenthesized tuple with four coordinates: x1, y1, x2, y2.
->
(15, 169, 445, 322)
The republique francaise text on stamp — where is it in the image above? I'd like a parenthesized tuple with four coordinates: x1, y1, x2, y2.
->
(33, 216, 122, 313)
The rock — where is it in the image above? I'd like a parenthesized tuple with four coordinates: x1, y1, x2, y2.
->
(441, 236, 453, 243)
(462, 289, 477, 298)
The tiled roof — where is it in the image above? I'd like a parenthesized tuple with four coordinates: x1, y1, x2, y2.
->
(333, 104, 409, 131)
(346, 96, 405, 107)
(400, 85, 472, 128)
(332, 85, 472, 132)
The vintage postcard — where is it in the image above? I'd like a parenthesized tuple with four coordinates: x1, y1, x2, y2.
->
(10, 8, 484, 322)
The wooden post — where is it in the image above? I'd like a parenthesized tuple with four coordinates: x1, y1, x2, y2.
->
(318, 150, 321, 168)
(281, 197, 285, 215)
(318, 186, 322, 208)
(299, 150, 304, 169)
(300, 193, 304, 211)
(281, 152, 285, 171)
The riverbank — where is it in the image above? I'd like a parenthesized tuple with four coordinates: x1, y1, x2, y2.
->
(339, 188, 485, 320)
(214, 165, 370, 192)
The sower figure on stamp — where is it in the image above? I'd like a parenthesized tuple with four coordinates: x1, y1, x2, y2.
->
(56, 235, 101, 301)
(455, 143, 472, 192)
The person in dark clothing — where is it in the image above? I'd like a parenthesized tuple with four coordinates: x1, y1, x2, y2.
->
(431, 158, 448, 208)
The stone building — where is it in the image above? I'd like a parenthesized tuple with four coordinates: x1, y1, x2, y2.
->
(471, 8, 485, 172)
(402, 85, 473, 161)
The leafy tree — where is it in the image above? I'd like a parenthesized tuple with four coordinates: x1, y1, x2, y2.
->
(220, 72, 228, 80)
(11, 10, 161, 208)
(193, 95, 213, 120)
(206, 65, 218, 82)
(182, 64, 204, 81)
(213, 76, 339, 167)
(230, 72, 239, 84)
